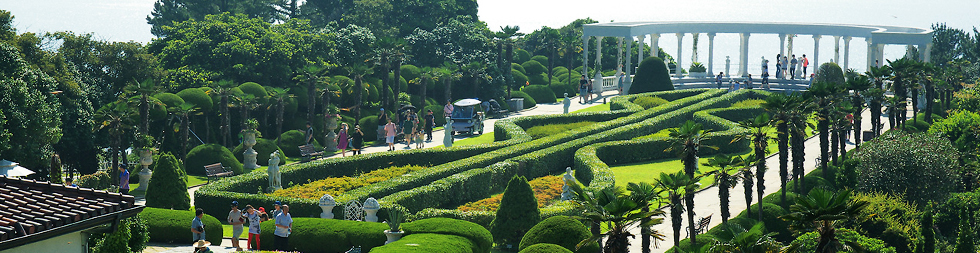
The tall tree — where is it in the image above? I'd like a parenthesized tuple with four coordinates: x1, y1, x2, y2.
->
(847, 75, 872, 144)
(808, 82, 836, 179)
(266, 87, 291, 141)
(667, 120, 715, 245)
(864, 88, 886, 137)
(702, 154, 745, 224)
(293, 65, 329, 125)
(208, 80, 237, 148)
(735, 113, 774, 220)
(763, 93, 793, 208)
(656, 171, 697, 253)
(170, 103, 199, 160)
(569, 181, 665, 253)
(345, 64, 374, 122)
(789, 94, 813, 194)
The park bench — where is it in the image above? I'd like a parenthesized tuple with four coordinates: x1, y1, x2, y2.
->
(204, 163, 233, 183)
(686, 214, 713, 238)
(298, 144, 323, 162)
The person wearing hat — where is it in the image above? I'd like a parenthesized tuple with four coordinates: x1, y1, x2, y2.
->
(192, 240, 212, 253)
(191, 208, 206, 242)
(243, 205, 265, 250)
(424, 110, 435, 141)
(227, 201, 245, 251)
(351, 125, 364, 156)
(377, 108, 389, 141)
(271, 201, 282, 219)
(118, 163, 130, 195)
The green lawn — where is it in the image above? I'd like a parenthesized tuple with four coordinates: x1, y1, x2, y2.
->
(450, 132, 495, 146)
(572, 103, 610, 114)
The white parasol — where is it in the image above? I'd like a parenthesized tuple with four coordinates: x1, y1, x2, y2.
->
(453, 99, 481, 107)
(0, 159, 35, 177)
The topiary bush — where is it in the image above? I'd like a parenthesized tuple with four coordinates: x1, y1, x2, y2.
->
(139, 207, 223, 245)
(358, 115, 379, 142)
(515, 49, 531, 63)
(633, 96, 668, 109)
(185, 143, 243, 176)
(630, 57, 674, 94)
(277, 130, 308, 157)
(490, 175, 541, 247)
(238, 82, 268, 103)
(531, 55, 549, 67)
(402, 217, 493, 253)
(528, 73, 549, 85)
(176, 87, 213, 112)
(520, 243, 573, 253)
(549, 82, 576, 99)
(522, 85, 557, 104)
(77, 171, 111, 190)
(519, 216, 599, 253)
(145, 152, 191, 210)
(258, 218, 387, 252)
(853, 131, 958, 205)
(512, 70, 529, 86)
(512, 63, 526, 75)
(232, 138, 286, 166)
(848, 192, 921, 253)
(509, 91, 537, 109)
(372, 233, 478, 253)
(154, 92, 185, 108)
(522, 61, 547, 76)
(815, 62, 845, 85)
(525, 122, 596, 140)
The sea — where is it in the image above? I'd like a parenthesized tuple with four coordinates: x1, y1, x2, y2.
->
(3, 0, 978, 73)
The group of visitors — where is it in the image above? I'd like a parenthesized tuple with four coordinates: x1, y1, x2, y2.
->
(191, 201, 293, 252)
(773, 53, 809, 80)
(578, 75, 595, 103)
(383, 105, 436, 151)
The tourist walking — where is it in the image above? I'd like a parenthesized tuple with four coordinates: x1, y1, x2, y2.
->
(377, 108, 388, 141)
(191, 208, 206, 242)
(403, 112, 416, 149)
(351, 125, 364, 155)
(762, 60, 770, 89)
(579, 75, 588, 103)
(587, 80, 594, 103)
(802, 54, 809, 76)
(227, 201, 245, 251)
(746, 74, 753, 89)
(385, 119, 396, 151)
(775, 54, 782, 78)
(305, 122, 314, 144)
(337, 123, 349, 157)
(274, 205, 292, 251)
(444, 100, 454, 118)
(118, 163, 129, 195)
(716, 72, 724, 89)
(790, 55, 798, 79)
(244, 205, 265, 250)
(781, 56, 789, 80)
(424, 110, 435, 141)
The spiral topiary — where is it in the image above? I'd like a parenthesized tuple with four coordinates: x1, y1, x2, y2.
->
(145, 152, 190, 210)
(630, 57, 674, 94)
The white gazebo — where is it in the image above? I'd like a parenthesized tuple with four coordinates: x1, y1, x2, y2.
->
(581, 21, 933, 93)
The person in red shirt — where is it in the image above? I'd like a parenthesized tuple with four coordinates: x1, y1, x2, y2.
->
(802, 54, 809, 76)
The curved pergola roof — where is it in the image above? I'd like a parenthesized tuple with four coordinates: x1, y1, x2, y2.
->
(583, 21, 932, 45)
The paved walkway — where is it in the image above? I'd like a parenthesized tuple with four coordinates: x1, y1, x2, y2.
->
(631, 104, 892, 253)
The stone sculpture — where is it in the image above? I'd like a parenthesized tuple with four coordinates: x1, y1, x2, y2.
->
(268, 150, 282, 191)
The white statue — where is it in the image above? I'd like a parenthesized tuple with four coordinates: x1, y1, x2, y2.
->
(562, 93, 571, 114)
(443, 117, 454, 147)
(725, 56, 731, 77)
(561, 167, 575, 200)
(268, 150, 282, 191)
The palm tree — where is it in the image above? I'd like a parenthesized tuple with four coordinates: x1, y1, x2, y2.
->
(170, 103, 199, 160)
(293, 65, 329, 125)
(762, 94, 793, 208)
(888, 58, 923, 128)
(95, 101, 135, 188)
(780, 188, 870, 253)
(734, 113, 774, 220)
(657, 171, 699, 253)
(390, 53, 405, 110)
(497, 25, 523, 98)
(412, 67, 438, 109)
(884, 95, 906, 130)
(345, 64, 375, 122)
(807, 82, 836, 177)
(208, 80, 238, 148)
(920, 63, 937, 123)
(439, 62, 461, 102)
(702, 154, 746, 224)
(461, 62, 487, 99)
(788, 94, 814, 194)
(232, 93, 261, 136)
(266, 87, 291, 141)
(667, 120, 716, 246)
(846, 75, 871, 144)
(569, 181, 666, 253)
(864, 88, 886, 136)
(705, 223, 782, 253)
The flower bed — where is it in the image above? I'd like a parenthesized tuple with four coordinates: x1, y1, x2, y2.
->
(270, 165, 426, 199)
(457, 175, 564, 212)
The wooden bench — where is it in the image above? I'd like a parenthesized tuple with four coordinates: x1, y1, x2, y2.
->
(686, 214, 713, 238)
(204, 163, 233, 183)
(298, 144, 323, 162)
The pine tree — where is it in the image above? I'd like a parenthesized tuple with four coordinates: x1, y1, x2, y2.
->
(145, 152, 190, 210)
(489, 175, 541, 246)
(954, 210, 975, 253)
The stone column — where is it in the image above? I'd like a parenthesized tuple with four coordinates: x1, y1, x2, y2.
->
(623, 36, 633, 94)
(924, 43, 933, 63)
(813, 35, 821, 69)
(779, 34, 787, 57)
(675, 33, 684, 77)
(876, 44, 885, 67)
(833, 35, 841, 63)
(616, 37, 624, 74)
(594, 36, 603, 81)
(739, 33, 750, 77)
(637, 34, 646, 62)
(707, 33, 716, 75)
(582, 36, 589, 79)
(650, 34, 660, 58)
(787, 34, 795, 59)
(843, 36, 851, 71)
(866, 39, 875, 68)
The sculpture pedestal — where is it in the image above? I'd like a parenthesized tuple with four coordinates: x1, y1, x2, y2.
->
(135, 149, 153, 191)
(325, 117, 339, 152)
(384, 230, 404, 244)
(244, 148, 258, 171)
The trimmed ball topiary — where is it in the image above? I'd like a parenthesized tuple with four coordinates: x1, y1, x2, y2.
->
(145, 152, 190, 210)
(531, 55, 549, 67)
(529, 73, 549, 85)
(358, 115, 379, 142)
(509, 91, 537, 109)
(139, 207, 223, 245)
(258, 218, 388, 252)
(238, 82, 268, 104)
(490, 175, 541, 246)
(522, 85, 557, 104)
(630, 57, 674, 94)
(520, 243, 574, 253)
(176, 87, 213, 112)
(512, 70, 529, 86)
(277, 130, 309, 157)
(153, 92, 184, 108)
(815, 62, 845, 85)
(402, 218, 493, 252)
(633, 96, 668, 109)
(232, 138, 286, 166)
(519, 216, 599, 253)
(400, 64, 422, 82)
(515, 49, 531, 63)
(185, 143, 243, 176)
(522, 61, 547, 76)
(512, 63, 526, 75)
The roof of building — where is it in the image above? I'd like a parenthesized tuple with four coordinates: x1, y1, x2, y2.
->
(582, 21, 933, 45)
(0, 176, 143, 251)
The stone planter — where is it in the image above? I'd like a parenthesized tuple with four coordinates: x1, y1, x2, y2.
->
(319, 194, 336, 219)
(136, 149, 153, 191)
(363, 197, 380, 222)
(325, 117, 339, 152)
(384, 230, 404, 244)
(243, 132, 258, 171)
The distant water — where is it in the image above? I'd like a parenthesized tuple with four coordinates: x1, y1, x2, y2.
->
(4, 0, 977, 72)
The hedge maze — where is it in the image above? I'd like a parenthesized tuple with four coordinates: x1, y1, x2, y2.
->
(195, 88, 773, 227)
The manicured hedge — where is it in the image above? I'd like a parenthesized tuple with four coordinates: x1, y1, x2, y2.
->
(185, 143, 243, 176)
(402, 218, 493, 252)
(258, 218, 387, 252)
(139, 207, 223, 245)
(372, 218, 492, 253)
(520, 243, 574, 253)
(372, 233, 478, 253)
(522, 85, 557, 104)
(277, 130, 309, 157)
(510, 91, 537, 109)
(519, 216, 598, 253)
